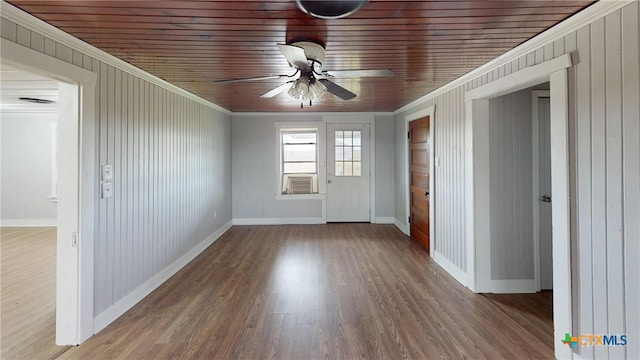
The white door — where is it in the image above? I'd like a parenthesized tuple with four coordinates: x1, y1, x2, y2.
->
(326, 123, 370, 222)
(537, 96, 553, 290)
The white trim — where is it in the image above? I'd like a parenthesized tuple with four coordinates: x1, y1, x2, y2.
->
(0, 219, 57, 227)
(549, 69, 572, 360)
(50, 122, 58, 202)
(374, 217, 395, 224)
(474, 279, 538, 294)
(394, 0, 632, 114)
(433, 251, 468, 286)
(464, 57, 573, 359)
(232, 217, 324, 225)
(532, 90, 551, 292)
(275, 194, 326, 201)
(92, 221, 232, 333)
(0, 1, 231, 115)
(1, 37, 97, 345)
(394, 218, 410, 235)
(464, 100, 476, 291)
(465, 54, 571, 101)
(404, 106, 436, 256)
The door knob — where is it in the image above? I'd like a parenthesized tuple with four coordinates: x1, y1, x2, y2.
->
(541, 195, 551, 203)
(425, 191, 430, 196)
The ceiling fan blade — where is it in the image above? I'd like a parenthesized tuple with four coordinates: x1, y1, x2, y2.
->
(260, 81, 295, 98)
(215, 74, 290, 84)
(319, 79, 357, 100)
(277, 44, 311, 72)
(322, 69, 394, 78)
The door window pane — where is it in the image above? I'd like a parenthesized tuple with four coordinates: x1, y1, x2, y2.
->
(334, 130, 361, 177)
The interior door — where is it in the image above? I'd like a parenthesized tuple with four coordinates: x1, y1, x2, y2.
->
(326, 123, 370, 222)
(409, 117, 430, 251)
(537, 96, 553, 290)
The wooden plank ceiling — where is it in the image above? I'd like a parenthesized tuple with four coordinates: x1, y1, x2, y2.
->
(6, 0, 594, 112)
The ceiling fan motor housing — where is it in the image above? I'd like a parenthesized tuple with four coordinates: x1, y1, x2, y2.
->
(291, 41, 326, 68)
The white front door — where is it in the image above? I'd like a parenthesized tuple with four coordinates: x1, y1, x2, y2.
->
(326, 123, 370, 222)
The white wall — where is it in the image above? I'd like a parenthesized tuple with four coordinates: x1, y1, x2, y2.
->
(232, 113, 395, 222)
(0, 112, 57, 226)
(394, 3, 639, 359)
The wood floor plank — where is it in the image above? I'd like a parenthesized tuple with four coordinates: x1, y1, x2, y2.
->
(58, 224, 554, 359)
(0, 227, 70, 360)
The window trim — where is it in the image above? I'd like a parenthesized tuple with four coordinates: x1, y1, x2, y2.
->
(275, 122, 326, 200)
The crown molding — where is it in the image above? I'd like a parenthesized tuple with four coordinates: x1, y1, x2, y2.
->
(0, 0, 232, 115)
(393, 0, 634, 115)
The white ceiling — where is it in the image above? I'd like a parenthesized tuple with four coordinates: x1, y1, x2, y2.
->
(0, 63, 58, 113)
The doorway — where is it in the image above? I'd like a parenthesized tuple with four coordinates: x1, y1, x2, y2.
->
(326, 122, 370, 222)
(408, 116, 431, 252)
(0, 65, 66, 358)
(533, 91, 553, 291)
(464, 54, 573, 359)
(1, 38, 97, 344)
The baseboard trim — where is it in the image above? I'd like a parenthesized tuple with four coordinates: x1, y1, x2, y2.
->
(232, 217, 324, 225)
(393, 218, 410, 235)
(92, 220, 232, 333)
(374, 217, 395, 224)
(0, 219, 57, 227)
(433, 251, 469, 287)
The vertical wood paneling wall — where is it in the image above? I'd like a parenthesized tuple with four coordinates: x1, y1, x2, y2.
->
(489, 89, 534, 281)
(1, 19, 232, 317)
(375, 115, 395, 218)
(394, 4, 639, 359)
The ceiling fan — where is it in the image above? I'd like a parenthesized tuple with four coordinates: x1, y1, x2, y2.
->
(215, 41, 394, 108)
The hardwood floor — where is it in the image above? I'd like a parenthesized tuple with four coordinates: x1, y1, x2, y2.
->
(60, 224, 553, 359)
(1, 227, 70, 360)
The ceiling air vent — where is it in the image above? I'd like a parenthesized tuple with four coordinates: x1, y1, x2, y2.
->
(18, 97, 55, 104)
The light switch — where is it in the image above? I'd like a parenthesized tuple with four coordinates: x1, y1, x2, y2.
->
(101, 182, 113, 199)
(102, 164, 113, 181)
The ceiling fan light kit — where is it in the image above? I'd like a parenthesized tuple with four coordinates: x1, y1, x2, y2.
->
(215, 39, 393, 108)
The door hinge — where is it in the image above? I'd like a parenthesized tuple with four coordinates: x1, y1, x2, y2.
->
(408, 216, 411, 223)
(72, 232, 79, 247)
(408, 131, 410, 139)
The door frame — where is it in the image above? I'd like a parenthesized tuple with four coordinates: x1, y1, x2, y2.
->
(464, 54, 572, 359)
(1, 38, 97, 344)
(532, 90, 551, 292)
(404, 105, 435, 257)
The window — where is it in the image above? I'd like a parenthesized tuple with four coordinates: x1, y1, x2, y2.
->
(334, 130, 362, 176)
(280, 128, 318, 194)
